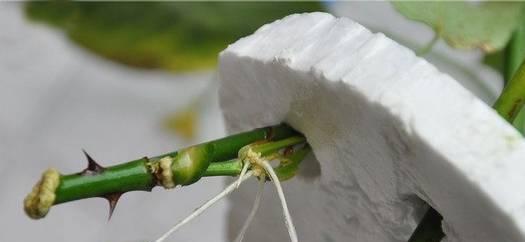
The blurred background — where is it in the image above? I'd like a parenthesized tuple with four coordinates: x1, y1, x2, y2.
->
(1, 1, 515, 242)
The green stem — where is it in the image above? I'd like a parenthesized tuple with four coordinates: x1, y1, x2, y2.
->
(504, 18, 525, 134)
(156, 123, 299, 163)
(493, 60, 525, 122)
(273, 145, 311, 181)
(251, 136, 306, 155)
(494, 9, 525, 124)
(416, 32, 439, 56)
(204, 159, 243, 177)
(205, 135, 307, 180)
(204, 143, 312, 180)
(55, 158, 152, 204)
(25, 124, 309, 219)
(504, 15, 525, 84)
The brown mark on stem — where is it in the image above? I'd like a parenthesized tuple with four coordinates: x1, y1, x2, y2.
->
(508, 98, 524, 120)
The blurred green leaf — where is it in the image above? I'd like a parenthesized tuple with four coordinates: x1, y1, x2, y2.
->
(25, 2, 324, 72)
(164, 104, 199, 141)
(504, 18, 525, 82)
(392, 2, 525, 53)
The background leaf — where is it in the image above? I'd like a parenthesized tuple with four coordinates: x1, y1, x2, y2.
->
(164, 104, 198, 141)
(392, 2, 525, 53)
(25, 2, 324, 72)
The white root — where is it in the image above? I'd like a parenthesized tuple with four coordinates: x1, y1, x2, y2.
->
(259, 159, 298, 242)
(154, 145, 298, 242)
(234, 175, 265, 242)
(236, 161, 251, 189)
(153, 171, 254, 242)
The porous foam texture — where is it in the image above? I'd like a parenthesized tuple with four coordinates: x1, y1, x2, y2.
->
(218, 12, 525, 242)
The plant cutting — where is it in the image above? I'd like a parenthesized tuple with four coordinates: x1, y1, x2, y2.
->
(24, 124, 310, 242)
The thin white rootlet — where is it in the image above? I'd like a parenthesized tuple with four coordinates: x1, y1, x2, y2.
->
(154, 171, 254, 242)
(153, 154, 298, 242)
(219, 12, 525, 242)
(260, 160, 298, 242)
(236, 162, 251, 189)
(234, 176, 265, 242)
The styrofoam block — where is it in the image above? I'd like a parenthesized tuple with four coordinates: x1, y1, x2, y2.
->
(218, 12, 525, 242)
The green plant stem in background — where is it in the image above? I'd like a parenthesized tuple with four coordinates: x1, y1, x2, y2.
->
(504, 18, 525, 83)
(497, 8, 525, 127)
(504, 16, 525, 134)
(416, 33, 439, 56)
(493, 60, 525, 124)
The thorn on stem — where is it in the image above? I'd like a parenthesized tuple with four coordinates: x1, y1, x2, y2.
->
(81, 149, 105, 176)
(103, 192, 123, 221)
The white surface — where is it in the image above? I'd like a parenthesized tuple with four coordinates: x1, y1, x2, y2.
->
(0, 3, 227, 242)
(0, 2, 514, 242)
(219, 12, 525, 242)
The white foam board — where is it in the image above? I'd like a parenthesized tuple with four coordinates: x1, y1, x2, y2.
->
(219, 12, 525, 242)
